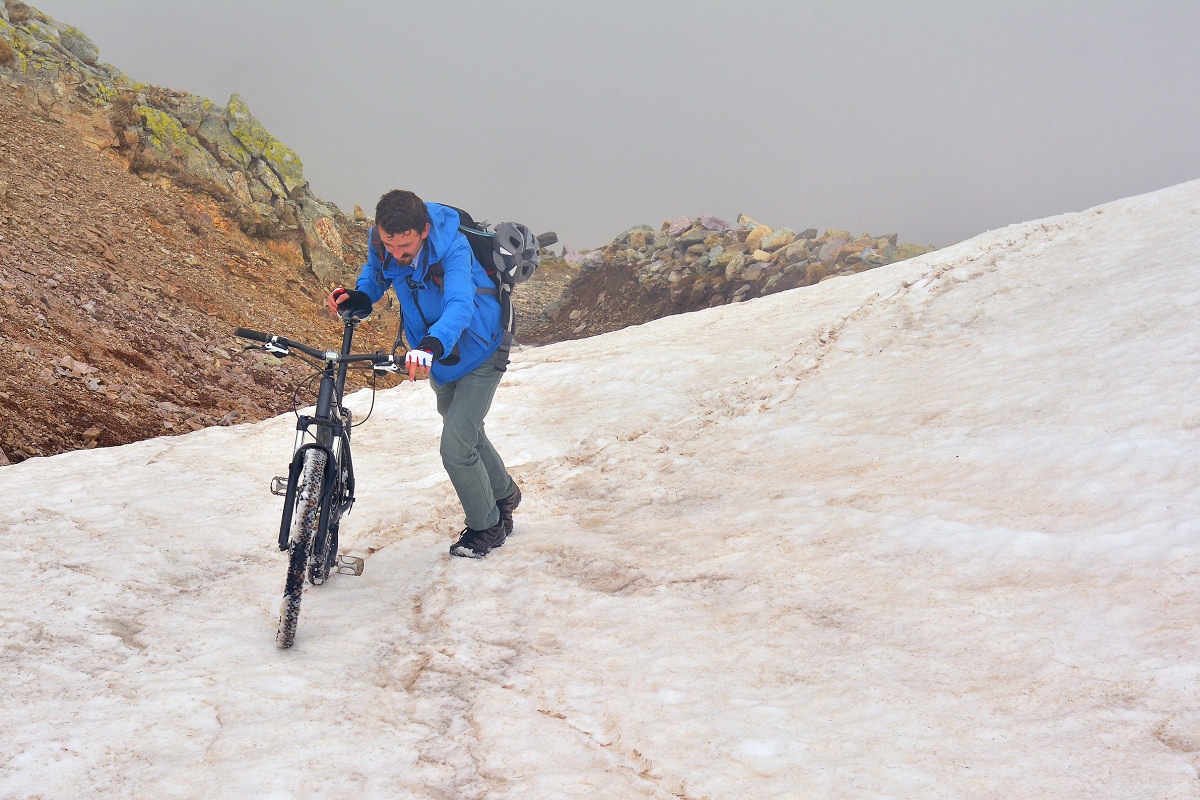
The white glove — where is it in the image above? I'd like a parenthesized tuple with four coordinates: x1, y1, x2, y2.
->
(405, 348, 434, 381)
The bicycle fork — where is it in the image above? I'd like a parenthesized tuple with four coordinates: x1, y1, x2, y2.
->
(272, 414, 363, 576)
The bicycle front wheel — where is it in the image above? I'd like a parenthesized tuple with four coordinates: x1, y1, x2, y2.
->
(277, 447, 327, 649)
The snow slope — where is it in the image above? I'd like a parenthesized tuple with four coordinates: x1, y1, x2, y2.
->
(2, 180, 1198, 799)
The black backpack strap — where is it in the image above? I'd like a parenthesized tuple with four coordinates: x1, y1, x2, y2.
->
(443, 204, 478, 229)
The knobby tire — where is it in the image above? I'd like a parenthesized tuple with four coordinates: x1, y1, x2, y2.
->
(276, 448, 327, 649)
(309, 428, 346, 585)
(308, 453, 341, 586)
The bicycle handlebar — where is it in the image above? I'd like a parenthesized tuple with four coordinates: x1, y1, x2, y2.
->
(234, 327, 399, 371)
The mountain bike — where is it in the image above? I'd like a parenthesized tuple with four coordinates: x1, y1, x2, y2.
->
(235, 314, 400, 648)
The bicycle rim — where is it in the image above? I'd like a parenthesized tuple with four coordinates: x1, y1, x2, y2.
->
(277, 448, 327, 649)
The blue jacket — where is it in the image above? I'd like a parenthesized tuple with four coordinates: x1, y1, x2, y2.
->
(355, 203, 503, 383)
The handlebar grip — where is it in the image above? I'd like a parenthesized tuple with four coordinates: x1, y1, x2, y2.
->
(234, 327, 270, 342)
(234, 327, 294, 350)
(236, 327, 294, 350)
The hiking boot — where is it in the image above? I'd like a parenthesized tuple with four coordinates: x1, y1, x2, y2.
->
(449, 522, 506, 559)
(497, 484, 522, 537)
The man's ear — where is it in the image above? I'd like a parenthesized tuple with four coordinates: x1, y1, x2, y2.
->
(421, 222, 431, 239)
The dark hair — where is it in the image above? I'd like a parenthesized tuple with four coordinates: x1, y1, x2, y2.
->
(375, 189, 430, 236)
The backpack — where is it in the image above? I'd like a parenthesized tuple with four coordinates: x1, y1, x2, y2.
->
(372, 205, 557, 369)
(450, 206, 552, 288)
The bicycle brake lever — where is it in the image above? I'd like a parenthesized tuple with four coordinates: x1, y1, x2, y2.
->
(372, 357, 401, 376)
(264, 341, 290, 357)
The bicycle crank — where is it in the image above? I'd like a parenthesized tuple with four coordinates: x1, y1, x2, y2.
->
(335, 554, 365, 576)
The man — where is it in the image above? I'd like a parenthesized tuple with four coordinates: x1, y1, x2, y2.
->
(328, 189, 521, 559)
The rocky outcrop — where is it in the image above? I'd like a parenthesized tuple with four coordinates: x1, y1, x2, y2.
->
(540, 216, 933, 341)
(0, 0, 360, 288)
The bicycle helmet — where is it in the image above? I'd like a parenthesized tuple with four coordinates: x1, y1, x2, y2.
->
(492, 221, 540, 284)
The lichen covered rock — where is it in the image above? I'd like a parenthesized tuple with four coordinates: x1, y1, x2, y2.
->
(226, 93, 305, 195)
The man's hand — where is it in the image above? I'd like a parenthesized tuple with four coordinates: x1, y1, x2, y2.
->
(327, 287, 373, 320)
(405, 336, 444, 381)
(405, 348, 432, 381)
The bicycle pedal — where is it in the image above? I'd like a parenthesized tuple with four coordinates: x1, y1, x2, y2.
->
(335, 554, 364, 576)
(269, 476, 287, 496)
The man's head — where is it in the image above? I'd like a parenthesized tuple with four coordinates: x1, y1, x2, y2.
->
(376, 189, 431, 265)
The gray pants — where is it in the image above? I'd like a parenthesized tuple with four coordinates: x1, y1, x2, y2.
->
(429, 350, 517, 531)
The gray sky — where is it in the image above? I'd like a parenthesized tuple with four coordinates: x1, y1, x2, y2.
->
(33, 0, 1200, 251)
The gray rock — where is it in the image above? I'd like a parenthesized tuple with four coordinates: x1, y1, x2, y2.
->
(197, 109, 254, 171)
(818, 238, 847, 265)
(779, 239, 810, 264)
(58, 26, 98, 65)
(677, 227, 711, 249)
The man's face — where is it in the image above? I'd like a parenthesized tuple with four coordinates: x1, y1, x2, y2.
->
(379, 223, 429, 265)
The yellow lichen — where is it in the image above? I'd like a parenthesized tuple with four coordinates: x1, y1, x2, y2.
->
(226, 93, 305, 192)
(89, 81, 119, 105)
(137, 105, 191, 150)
